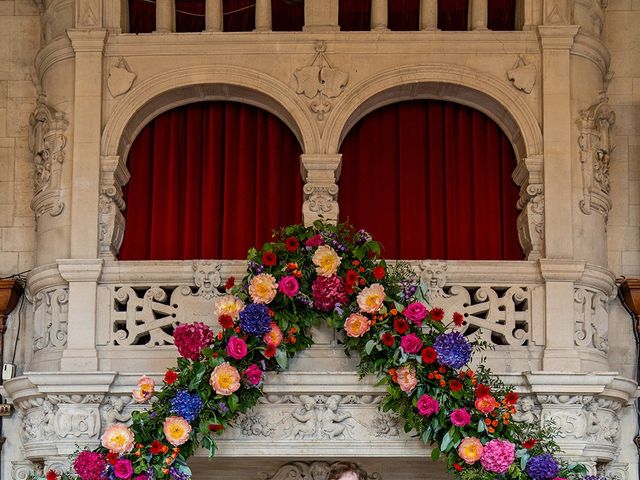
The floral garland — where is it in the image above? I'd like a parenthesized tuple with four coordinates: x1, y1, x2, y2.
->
(47, 221, 588, 480)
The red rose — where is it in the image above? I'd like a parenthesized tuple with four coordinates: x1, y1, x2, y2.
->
(381, 332, 395, 347)
(106, 452, 118, 466)
(345, 269, 359, 286)
(453, 463, 463, 472)
(421, 346, 437, 364)
(262, 251, 277, 266)
(225, 276, 235, 290)
(523, 439, 537, 449)
(164, 370, 178, 385)
(453, 312, 464, 326)
(393, 317, 409, 334)
(284, 237, 299, 252)
(448, 379, 463, 392)
(505, 391, 519, 404)
(474, 384, 491, 397)
(372, 266, 385, 280)
(46, 471, 58, 480)
(264, 344, 277, 358)
(208, 424, 224, 432)
(150, 440, 164, 455)
(218, 314, 234, 329)
(430, 307, 445, 321)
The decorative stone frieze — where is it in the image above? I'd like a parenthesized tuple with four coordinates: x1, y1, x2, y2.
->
(513, 156, 544, 260)
(99, 155, 129, 258)
(259, 461, 381, 480)
(28, 95, 69, 219)
(301, 154, 342, 225)
(578, 95, 615, 220)
(294, 41, 348, 121)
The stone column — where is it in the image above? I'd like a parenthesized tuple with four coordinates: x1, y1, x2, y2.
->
(370, 0, 388, 31)
(304, 0, 339, 32)
(205, 0, 222, 31)
(469, 0, 488, 30)
(514, 155, 545, 260)
(155, 0, 175, 32)
(301, 154, 342, 225)
(420, 0, 438, 30)
(254, 0, 272, 31)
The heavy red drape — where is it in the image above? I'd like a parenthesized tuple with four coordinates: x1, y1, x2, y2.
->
(339, 100, 522, 260)
(119, 101, 303, 260)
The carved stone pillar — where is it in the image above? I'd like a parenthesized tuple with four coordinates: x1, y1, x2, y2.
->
(304, 0, 339, 32)
(301, 154, 341, 226)
(205, 0, 222, 31)
(370, 0, 388, 31)
(514, 155, 544, 260)
(99, 156, 129, 259)
(469, 0, 488, 30)
(155, 0, 175, 32)
(254, 0, 272, 32)
(420, 0, 438, 30)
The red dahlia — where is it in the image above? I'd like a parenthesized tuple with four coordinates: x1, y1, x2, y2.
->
(372, 266, 385, 280)
(164, 370, 178, 385)
(453, 464, 463, 472)
(150, 440, 164, 455)
(381, 332, 395, 346)
(106, 452, 118, 466)
(505, 391, 519, 405)
(421, 346, 437, 364)
(393, 317, 409, 334)
(262, 251, 277, 266)
(453, 312, 464, 326)
(284, 237, 299, 252)
(430, 307, 445, 321)
(225, 276, 235, 290)
(474, 384, 491, 397)
(523, 439, 537, 449)
(448, 379, 463, 392)
(218, 314, 234, 329)
(208, 424, 224, 432)
(46, 471, 58, 480)
(345, 269, 359, 285)
(264, 344, 277, 358)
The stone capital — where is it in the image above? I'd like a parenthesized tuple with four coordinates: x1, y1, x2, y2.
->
(67, 29, 108, 53)
(57, 259, 104, 283)
(301, 154, 342, 182)
(539, 259, 585, 281)
(538, 25, 580, 49)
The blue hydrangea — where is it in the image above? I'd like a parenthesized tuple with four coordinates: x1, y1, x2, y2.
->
(239, 303, 272, 337)
(432, 332, 472, 369)
(169, 390, 202, 423)
(526, 454, 560, 480)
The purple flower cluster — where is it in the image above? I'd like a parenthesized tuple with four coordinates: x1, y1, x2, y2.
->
(525, 454, 560, 480)
(432, 332, 472, 369)
(217, 402, 229, 414)
(312, 275, 348, 312)
(247, 261, 264, 274)
(169, 467, 191, 480)
(74, 451, 106, 480)
(170, 390, 203, 423)
(239, 303, 272, 336)
(399, 282, 418, 303)
(354, 229, 372, 245)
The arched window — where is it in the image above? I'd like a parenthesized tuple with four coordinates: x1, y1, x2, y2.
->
(338, 100, 522, 260)
(119, 101, 303, 260)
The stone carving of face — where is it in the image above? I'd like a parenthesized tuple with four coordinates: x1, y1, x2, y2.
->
(193, 261, 220, 298)
(424, 261, 447, 289)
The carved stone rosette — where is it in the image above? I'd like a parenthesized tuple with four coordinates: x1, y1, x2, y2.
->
(578, 96, 615, 220)
(28, 96, 69, 219)
(513, 156, 544, 259)
(301, 154, 342, 225)
(99, 155, 130, 258)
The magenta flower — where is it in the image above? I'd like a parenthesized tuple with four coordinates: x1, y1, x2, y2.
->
(73, 451, 106, 480)
(481, 439, 516, 473)
(450, 408, 471, 426)
(312, 275, 348, 312)
(278, 276, 300, 297)
(243, 364, 264, 385)
(305, 234, 324, 247)
(113, 459, 133, 480)
(417, 394, 439, 416)
(404, 302, 428, 325)
(173, 322, 214, 360)
(226, 336, 248, 360)
(400, 333, 424, 354)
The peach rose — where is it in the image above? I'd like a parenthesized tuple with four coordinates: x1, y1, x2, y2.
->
(475, 395, 499, 414)
(209, 362, 241, 396)
(132, 375, 155, 403)
(263, 322, 283, 347)
(101, 424, 135, 454)
(163, 416, 191, 447)
(396, 365, 418, 393)
(214, 295, 245, 319)
(248, 274, 278, 304)
(458, 437, 484, 464)
(312, 245, 341, 277)
(344, 313, 371, 338)
(357, 283, 386, 313)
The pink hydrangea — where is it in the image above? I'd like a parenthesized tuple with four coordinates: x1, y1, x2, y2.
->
(312, 275, 348, 312)
(173, 322, 214, 360)
(417, 394, 439, 416)
(73, 451, 107, 480)
(480, 439, 516, 473)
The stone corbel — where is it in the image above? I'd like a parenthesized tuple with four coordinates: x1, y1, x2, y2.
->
(578, 95, 615, 220)
(513, 155, 544, 259)
(28, 95, 69, 219)
(301, 154, 342, 225)
(99, 155, 130, 258)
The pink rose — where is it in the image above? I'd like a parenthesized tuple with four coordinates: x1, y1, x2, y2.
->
(404, 302, 428, 325)
(305, 234, 324, 247)
(113, 460, 133, 480)
(226, 336, 248, 360)
(278, 276, 300, 297)
(243, 364, 263, 386)
(400, 333, 424, 354)
(450, 408, 471, 426)
(417, 394, 439, 416)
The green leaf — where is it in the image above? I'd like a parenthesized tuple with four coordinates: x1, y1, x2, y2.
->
(478, 418, 487, 433)
(276, 348, 288, 369)
(365, 339, 376, 355)
(431, 447, 440, 461)
(228, 393, 239, 412)
(440, 431, 452, 452)
(520, 454, 528, 471)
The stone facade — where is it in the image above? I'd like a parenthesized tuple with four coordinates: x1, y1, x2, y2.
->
(0, 0, 640, 479)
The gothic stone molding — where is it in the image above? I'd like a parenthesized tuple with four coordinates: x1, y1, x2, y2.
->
(578, 95, 615, 220)
(28, 95, 69, 219)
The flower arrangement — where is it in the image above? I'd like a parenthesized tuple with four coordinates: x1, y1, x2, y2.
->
(38, 221, 588, 480)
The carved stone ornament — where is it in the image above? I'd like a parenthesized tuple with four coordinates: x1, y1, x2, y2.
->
(259, 461, 381, 480)
(294, 41, 348, 121)
(574, 287, 609, 353)
(513, 156, 544, 259)
(33, 287, 69, 352)
(99, 155, 129, 258)
(108, 58, 137, 98)
(578, 95, 615, 220)
(28, 95, 68, 219)
(507, 56, 537, 94)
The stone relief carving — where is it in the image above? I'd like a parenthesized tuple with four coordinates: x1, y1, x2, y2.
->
(99, 155, 129, 258)
(303, 183, 339, 222)
(287, 395, 354, 440)
(371, 411, 401, 438)
(514, 157, 544, 260)
(108, 58, 137, 98)
(420, 261, 531, 346)
(28, 96, 68, 219)
(511, 396, 541, 424)
(578, 95, 615, 220)
(574, 0, 605, 38)
(294, 41, 348, 121)
(507, 57, 537, 94)
(259, 461, 381, 480)
(13, 461, 42, 480)
(112, 264, 225, 346)
(574, 287, 609, 353)
(100, 395, 135, 429)
(240, 413, 275, 437)
(33, 287, 69, 352)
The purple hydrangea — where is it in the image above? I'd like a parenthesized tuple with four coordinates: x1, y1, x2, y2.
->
(239, 303, 272, 337)
(526, 454, 560, 480)
(432, 332, 472, 369)
(170, 390, 202, 423)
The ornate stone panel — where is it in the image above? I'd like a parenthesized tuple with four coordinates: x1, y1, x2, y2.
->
(99, 155, 130, 258)
(513, 156, 544, 260)
(33, 286, 69, 352)
(574, 287, 608, 353)
(259, 461, 381, 480)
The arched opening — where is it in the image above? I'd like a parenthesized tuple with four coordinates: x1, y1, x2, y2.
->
(118, 100, 303, 260)
(338, 100, 522, 260)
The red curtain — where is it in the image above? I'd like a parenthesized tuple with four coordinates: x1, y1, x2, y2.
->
(338, 100, 522, 260)
(119, 101, 303, 260)
(129, 0, 155, 32)
(438, 0, 468, 30)
(338, 0, 371, 31)
(488, 0, 516, 30)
